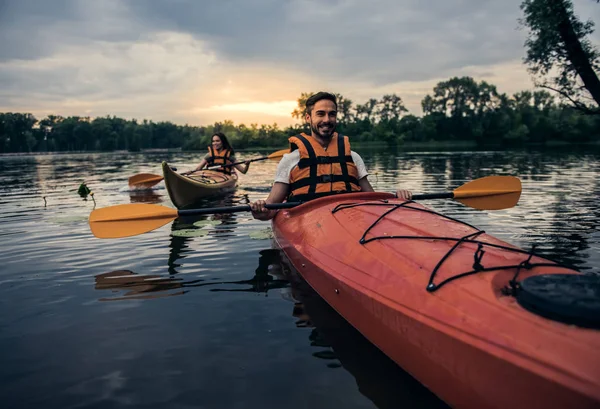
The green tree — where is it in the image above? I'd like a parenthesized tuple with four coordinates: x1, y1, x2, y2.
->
(520, 0, 600, 113)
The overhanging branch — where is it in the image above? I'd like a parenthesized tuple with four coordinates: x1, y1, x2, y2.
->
(540, 84, 600, 114)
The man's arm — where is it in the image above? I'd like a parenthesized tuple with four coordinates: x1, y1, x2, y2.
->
(358, 177, 375, 192)
(352, 151, 411, 199)
(249, 151, 297, 220)
(351, 151, 374, 192)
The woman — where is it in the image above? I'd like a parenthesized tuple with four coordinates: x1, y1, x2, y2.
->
(189, 132, 250, 175)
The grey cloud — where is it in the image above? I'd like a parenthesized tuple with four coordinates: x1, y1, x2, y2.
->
(1, 0, 600, 120)
(123, 0, 532, 84)
(2, 0, 595, 82)
(0, 0, 148, 61)
(0, 0, 79, 60)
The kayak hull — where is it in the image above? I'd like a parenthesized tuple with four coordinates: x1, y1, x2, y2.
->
(162, 161, 237, 209)
(270, 192, 600, 409)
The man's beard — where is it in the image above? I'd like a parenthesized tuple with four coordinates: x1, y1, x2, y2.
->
(310, 121, 336, 139)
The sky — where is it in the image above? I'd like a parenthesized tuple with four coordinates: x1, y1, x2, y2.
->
(1, 0, 599, 127)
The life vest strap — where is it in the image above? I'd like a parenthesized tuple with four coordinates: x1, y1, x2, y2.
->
(297, 155, 354, 168)
(337, 133, 351, 192)
(289, 174, 359, 191)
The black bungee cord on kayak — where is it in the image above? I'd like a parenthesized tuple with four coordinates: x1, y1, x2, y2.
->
(331, 199, 600, 330)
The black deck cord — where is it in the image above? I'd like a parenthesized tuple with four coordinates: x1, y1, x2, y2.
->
(334, 200, 575, 264)
(427, 262, 561, 292)
(330, 200, 578, 292)
(503, 244, 537, 296)
(359, 202, 413, 244)
(333, 200, 482, 232)
(426, 230, 485, 292)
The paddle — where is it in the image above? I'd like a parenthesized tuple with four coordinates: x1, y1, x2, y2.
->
(128, 173, 164, 188)
(127, 149, 289, 187)
(89, 202, 301, 239)
(412, 175, 521, 211)
(90, 176, 521, 239)
(206, 148, 289, 171)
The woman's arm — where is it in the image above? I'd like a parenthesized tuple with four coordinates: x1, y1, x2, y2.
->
(194, 158, 208, 171)
(234, 161, 250, 174)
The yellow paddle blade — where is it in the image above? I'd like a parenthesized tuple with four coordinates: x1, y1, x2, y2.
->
(89, 203, 178, 239)
(128, 173, 164, 188)
(453, 176, 522, 210)
(267, 149, 289, 159)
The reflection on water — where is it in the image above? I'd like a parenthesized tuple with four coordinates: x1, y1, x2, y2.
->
(97, 243, 449, 409)
(0, 148, 599, 409)
(89, 234, 450, 409)
(128, 189, 162, 204)
(95, 270, 187, 301)
(96, 248, 289, 302)
(281, 267, 450, 409)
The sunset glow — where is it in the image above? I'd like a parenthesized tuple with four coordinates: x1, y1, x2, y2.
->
(1, 1, 599, 127)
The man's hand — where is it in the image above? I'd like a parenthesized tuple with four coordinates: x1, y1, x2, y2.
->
(249, 199, 277, 220)
(395, 189, 412, 200)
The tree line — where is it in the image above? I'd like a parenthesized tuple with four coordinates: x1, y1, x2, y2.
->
(1, 75, 599, 154)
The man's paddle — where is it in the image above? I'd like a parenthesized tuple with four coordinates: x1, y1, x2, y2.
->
(89, 202, 301, 239)
(127, 149, 289, 187)
(90, 176, 521, 239)
(411, 174, 522, 211)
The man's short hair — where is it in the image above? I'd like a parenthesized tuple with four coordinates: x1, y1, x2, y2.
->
(306, 92, 337, 114)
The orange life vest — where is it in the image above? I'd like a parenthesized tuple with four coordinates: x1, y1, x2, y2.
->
(207, 146, 233, 174)
(287, 132, 361, 201)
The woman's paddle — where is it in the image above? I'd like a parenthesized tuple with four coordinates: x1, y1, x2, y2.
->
(206, 148, 289, 171)
(90, 176, 521, 239)
(127, 149, 289, 187)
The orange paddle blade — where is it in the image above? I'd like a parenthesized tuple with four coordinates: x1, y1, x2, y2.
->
(453, 176, 521, 210)
(89, 203, 178, 239)
(267, 149, 289, 159)
(128, 173, 164, 188)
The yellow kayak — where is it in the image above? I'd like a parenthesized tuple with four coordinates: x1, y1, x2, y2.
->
(162, 161, 237, 209)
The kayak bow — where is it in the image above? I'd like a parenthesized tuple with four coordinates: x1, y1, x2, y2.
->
(270, 191, 600, 409)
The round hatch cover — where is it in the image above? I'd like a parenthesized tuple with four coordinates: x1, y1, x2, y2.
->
(516, 273, 600, 329)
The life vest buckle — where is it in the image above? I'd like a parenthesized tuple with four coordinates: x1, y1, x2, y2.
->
(321, 174, 333, 182)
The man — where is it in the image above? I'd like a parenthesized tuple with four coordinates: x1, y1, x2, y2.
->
(250, 91, 412, 220)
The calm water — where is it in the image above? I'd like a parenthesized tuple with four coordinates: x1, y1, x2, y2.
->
(1, 148, 599, 409)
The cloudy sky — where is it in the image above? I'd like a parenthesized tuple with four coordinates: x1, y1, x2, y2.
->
(1, 0, 599, 127)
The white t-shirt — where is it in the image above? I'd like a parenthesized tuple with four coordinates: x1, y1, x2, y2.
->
(274, 150, 369, 184)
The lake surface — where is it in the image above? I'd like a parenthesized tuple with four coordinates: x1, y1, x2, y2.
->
(1, 147, 599, 409)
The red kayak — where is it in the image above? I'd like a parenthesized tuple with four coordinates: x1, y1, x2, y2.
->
(271, 191, 600, 409)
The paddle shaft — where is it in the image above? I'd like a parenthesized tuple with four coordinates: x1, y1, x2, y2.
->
(207, 156, 269, 170)
(178, 201, 302, 216)
(412, 193, 453, 200)
(178, 190, 502, 215)
(177, 194, 453, 215)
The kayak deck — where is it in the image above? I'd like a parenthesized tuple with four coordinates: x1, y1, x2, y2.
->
(271, 192, 600, 409)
